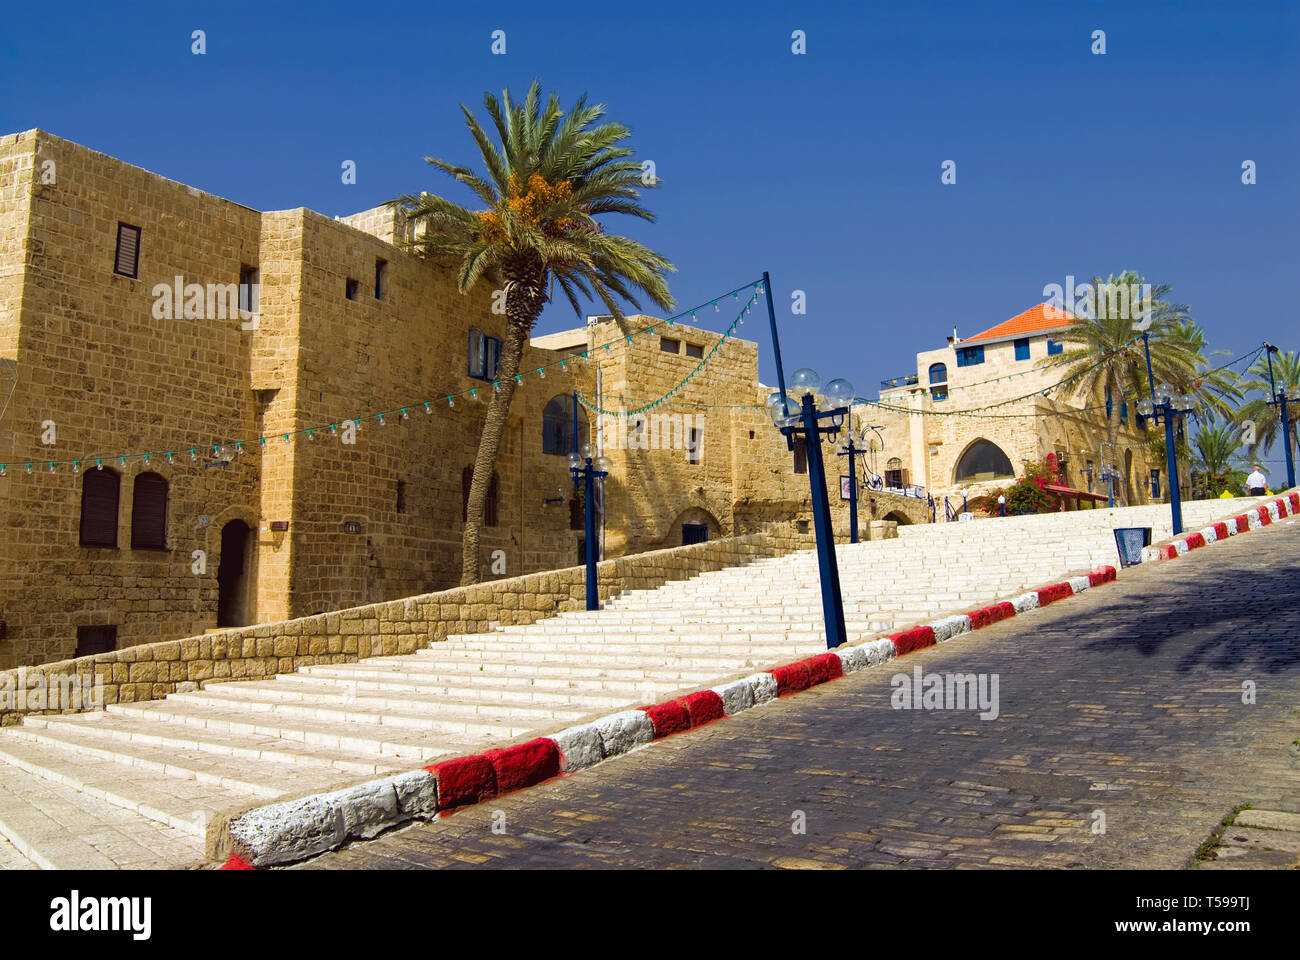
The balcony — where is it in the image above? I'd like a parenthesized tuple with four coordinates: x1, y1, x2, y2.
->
(880, 374, 919, 391)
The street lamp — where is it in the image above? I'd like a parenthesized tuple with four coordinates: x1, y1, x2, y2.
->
(1137, 383, 1196, 535)
(569, 443, 611, 611)
(768, 369, 851, 650)
(1263, 342, 1296, 490)
(836, 427, 871, 543)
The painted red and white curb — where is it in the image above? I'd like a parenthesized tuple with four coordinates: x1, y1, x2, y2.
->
(1140, 492, 1298, 563)
(217, 565, 1120, 868)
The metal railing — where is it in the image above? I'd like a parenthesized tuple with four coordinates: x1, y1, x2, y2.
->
(879, 374, 919, 391)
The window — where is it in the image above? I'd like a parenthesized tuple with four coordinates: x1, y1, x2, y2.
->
(374, 258, 388, 300)
(687, 427, 702, 464)
(685, 343, 704, 359)
(79, 468, 120, 547)
(1014, 338, 1030, 361)
(928, 363, 948, 385)
(467, 329, 501, 381)
(885, 457, 907, 489)
(130, 472, 168, 549)
(1150, 469, 1162, 498)
(956, 345, 985, 367)
(660, 337, 680, 354)
(75, 626, 117, 658)
(931, 384, 949, 402)
(345, 278, 359, 301)
(953, 439, 1014, 482)
(114, 223, 141, 278)
(1047, 338, 1064, 356)
(396, 480, 407, 514)
(682, 523, 709, 545)
(542, 394, 589, 456)
(793, 439, 808, 474)
(238, 265, 259, 316)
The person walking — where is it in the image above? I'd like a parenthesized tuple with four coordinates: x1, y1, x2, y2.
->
(1246, 465, 1268, 497)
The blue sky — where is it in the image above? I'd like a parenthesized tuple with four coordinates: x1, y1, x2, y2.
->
(2, 0, 1296, 393)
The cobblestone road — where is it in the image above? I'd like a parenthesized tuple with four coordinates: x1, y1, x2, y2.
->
(290, 519, 1300, 870)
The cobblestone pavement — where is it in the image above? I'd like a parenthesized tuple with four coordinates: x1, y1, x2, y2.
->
(289, 520, 1300, 870)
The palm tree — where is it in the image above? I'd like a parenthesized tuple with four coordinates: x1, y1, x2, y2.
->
(1163, 320, 1242, 425)
(1054, 272, 1200, 502)
(1190, 424, 1242, 497)
(1235, 349, 1299, 466)
(394, 81, 674, 585)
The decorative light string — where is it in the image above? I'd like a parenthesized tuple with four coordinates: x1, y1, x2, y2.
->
(0, 279, 766, 476)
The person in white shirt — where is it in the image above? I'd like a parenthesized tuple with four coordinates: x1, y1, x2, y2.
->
(1246, 465, 1267, 496)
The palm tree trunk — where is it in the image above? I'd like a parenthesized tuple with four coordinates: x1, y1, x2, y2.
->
(460, 325, 526, 586)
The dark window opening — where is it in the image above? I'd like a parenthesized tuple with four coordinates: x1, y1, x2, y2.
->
(682, 523, 709, 545)
(130, 472, 168, 549)
(685, 343, 704, 359)
(885, 457, 908, 489)
(374, 259, 388, 300)
(931, 384, 949, 402)
(462, 467, 500, 526)
(75, 625, 117, 658)
(238, 265, 259, 316)
(954, 439, 1015, 483)
(114, 223, 141, 278)
(79, 468, 120, 547)
(660, 337, 680, 354)
(956, 345, 985, 367)
(688, 427, 702, 464)
(396, 480, 407, 514)
(543, 394, 589, 456)
(345, 278, 359, 300)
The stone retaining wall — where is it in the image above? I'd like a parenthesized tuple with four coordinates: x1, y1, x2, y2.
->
(0, 530, 812, 725)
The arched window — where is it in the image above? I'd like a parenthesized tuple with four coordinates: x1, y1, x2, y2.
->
(462, 467, 500, 527)
(884, 457, 908, 488)
(542, 394, 588, 456)
(953, 439, 1015, 483)
(79, 468, 120, 547)
(928, 363, 947, 384)
(131, 472, 169, 549)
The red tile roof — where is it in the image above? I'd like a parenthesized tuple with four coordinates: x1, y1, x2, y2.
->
(963, 303, 1075, 345)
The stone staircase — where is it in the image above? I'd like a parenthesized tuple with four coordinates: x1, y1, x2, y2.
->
(0, 497, 1263, 869)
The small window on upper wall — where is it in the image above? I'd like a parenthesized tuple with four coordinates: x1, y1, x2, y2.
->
(956, 345, 985, 367)
(687, 427, 702, 464)
(1014, 338, 1030, 361)
(345, 278, 359, 300)
(79, 468, 120, 548)
(130, 472, 169, 550)
(1046, 338, 1064, 356)
(468, 329, 501, 381)
(660, 337, 680, 354)
(931, 384, 949, 402)
(396, 480, 407, 514)
(114, 223, 141, 278)
(374, 259, 388, 300)
(685, 343, 704, 359)
(239, 265, 260, 317)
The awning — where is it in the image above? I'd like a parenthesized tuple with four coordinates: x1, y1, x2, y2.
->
(1044, 484, 1108, 502)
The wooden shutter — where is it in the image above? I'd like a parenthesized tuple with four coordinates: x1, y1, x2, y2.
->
(114, 223, 141, 278)
(79, 470, 120, 547)
(131, 472, 168, 549)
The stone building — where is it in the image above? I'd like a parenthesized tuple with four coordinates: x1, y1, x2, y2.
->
(0, 129, 889, 669)
(870, 303, 1160, 515)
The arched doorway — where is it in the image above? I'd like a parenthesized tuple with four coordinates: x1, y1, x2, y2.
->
(1123, 449, 1135, 505)
(217, 519, 252, 627)
(882, 511, 912, 525)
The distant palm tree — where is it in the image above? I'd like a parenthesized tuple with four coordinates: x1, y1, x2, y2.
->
(1235, 349, 1300, 466)
(1054, 271, 1200, 502)
(394, 81, 674, 585)
(1190, 424, 1242, 497)
(1163, 320, 1242, 424)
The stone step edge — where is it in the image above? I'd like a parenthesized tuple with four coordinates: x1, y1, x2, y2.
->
(1139, 492, 1298, 563)
(209, 564, 1119, 870)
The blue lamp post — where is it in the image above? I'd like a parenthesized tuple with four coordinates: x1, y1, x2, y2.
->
(1263, 342, 1296, 490)
(1137, 383, 1196, 536)
(836, 428, 870, 543)
(768, 369, 852, 650)
(569, 444, 610, 611)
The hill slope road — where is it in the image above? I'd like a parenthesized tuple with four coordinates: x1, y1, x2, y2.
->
(291, 519, 1300, 870)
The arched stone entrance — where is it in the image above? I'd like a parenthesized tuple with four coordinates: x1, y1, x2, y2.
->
(217, 519, 253, 627)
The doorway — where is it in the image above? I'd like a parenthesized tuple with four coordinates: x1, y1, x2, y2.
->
(682, 523, 709, 545)
(217, 519, 252, 627)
